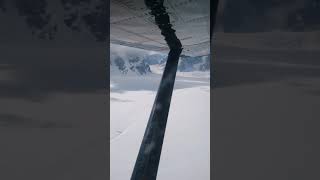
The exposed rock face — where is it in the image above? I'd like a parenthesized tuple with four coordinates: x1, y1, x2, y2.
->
(128, 57, 151, 75)
(178, 55, 210, 72)
(111, 56, 151, 75)
(111, 53, 210, 75)
(143, 54, 167, 65)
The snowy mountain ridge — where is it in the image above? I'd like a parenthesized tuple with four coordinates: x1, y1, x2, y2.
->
(110, 53, 210, 75)
(110, 56, 151, 75)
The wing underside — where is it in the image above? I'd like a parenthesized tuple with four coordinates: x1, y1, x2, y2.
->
(110, 0, 210, 56)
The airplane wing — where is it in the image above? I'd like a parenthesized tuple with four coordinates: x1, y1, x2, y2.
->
(110, 0, 210, 56)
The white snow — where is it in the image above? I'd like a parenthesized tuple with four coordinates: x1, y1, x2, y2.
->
(110, 71, 210, 180)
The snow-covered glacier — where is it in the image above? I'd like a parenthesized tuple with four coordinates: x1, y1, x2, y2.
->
(110, 45, 210, 180)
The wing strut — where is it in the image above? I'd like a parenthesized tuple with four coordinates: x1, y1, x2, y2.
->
(130, 0, 182, 180)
